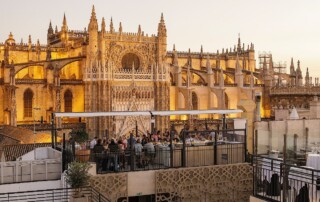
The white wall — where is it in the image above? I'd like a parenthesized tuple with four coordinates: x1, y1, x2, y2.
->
(20, 147, 61, 161)
(256, 119, 320, 152)
(0, 180, 62, 194)
(127, 170, 156, 196)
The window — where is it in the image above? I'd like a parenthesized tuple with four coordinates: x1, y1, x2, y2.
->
(24, 89, 33, 117)
(121, 53, 140, 70)
(64, 90, 73, 112)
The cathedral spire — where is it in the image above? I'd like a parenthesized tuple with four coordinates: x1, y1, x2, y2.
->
(90, 5, 97, 21)
(157, 13, 167, 37)
(110, 17, 114, 33)
(48, 21, 53, 35)
(173, 44, 176, 51)
(160, 13, 165, 23)
(290, 57, 295, 75)
(28, 35, 32, 44)
(55, 25, 58, 33)
(61, 13, 68, 31)
(119, 22, 123, 33)
(237, 33, 241, 52)
(138, 24, 141, 35)
(101, 17, 106, 33)
(88, 5, 98, 31)
(296, 60, 302, 78)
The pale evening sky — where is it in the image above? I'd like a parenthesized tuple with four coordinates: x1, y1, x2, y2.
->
(1, 0, 320, 78)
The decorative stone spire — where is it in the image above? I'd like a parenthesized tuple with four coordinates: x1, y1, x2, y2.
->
(55, 25, 58, 33)
(61, 13, 68, 31)
(200, 45, 203, 54)
(296, 60, 302, 79)
(110, 17, 114, 33)
(305, 67, 310, 86)
(237, 33, 241, 52)
(157, 13, 167, 37)
(88, 5, 98, 31)
(172, 44, 178, 66)
(28, 35, 32, 44)
(119, 22, 123, 33)
(138, 24, 141, 35)
(48, 21, 54, 35)
(101, 17, 106, 33)
(290, 58, 295, 76)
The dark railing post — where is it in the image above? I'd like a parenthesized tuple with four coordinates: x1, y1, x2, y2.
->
(170, 124, 174, 168)
(62, 133, 66, 171)
(244, 124, 247, 162)
(51, 113, 55, 148)
(182, 126, 186, 167)
(282, 134, 288, 202)
(214, 128, 218, 165)
(129, 132, 134, 171)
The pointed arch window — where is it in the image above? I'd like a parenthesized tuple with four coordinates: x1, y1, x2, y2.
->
(64, 90, 73, 112)
(24, 89, 33, 117)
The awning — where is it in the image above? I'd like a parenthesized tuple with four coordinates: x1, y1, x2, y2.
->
(54, 109, 242, 118)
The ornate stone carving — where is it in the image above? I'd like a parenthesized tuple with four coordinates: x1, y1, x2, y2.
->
(155, 163, 252, 202)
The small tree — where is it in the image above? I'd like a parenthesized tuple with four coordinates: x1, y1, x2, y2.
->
(70, 129, 89, 145)
(65, 162, 91, 196)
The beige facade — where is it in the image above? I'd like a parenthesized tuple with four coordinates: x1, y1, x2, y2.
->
(0, 6, 269, 139)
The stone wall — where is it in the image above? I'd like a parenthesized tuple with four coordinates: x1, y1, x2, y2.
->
(90, 163, 253, 202)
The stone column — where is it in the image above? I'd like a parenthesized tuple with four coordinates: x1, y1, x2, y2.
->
(237, 99, 256, 154)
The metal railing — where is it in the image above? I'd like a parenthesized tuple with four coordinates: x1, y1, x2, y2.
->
(62, 128, 247, 174)
(253, 155, 320, 202)
(0, 186, 110, 202)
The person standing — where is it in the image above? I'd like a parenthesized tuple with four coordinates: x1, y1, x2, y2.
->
(90, 137, 98, 151)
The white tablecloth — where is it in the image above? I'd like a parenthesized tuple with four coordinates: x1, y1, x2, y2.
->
(307, 154, 320, 170)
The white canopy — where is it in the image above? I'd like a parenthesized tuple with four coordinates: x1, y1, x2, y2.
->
(54, 109, 242, 118)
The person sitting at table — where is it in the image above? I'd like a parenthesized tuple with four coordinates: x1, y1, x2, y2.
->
(144, 138, 155, 152)
(143, 138, 155, 165)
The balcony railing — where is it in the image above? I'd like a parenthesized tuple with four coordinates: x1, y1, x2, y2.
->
(0, 187, 110, 202)
(61, 128, 247, 174)
(253, 155, 320, 202)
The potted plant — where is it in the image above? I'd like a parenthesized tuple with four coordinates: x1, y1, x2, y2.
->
(65, 161, 91, 201)
(70, 129, 90, 162)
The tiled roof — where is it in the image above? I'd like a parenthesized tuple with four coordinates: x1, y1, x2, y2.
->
(3, 143, 52, 161)
(0, 125, 53, 144)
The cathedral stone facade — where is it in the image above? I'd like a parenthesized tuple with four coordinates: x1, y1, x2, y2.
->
(0, 6, 277, 138)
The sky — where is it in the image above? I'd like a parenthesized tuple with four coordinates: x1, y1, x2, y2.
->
(1, 0, 320, 78)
